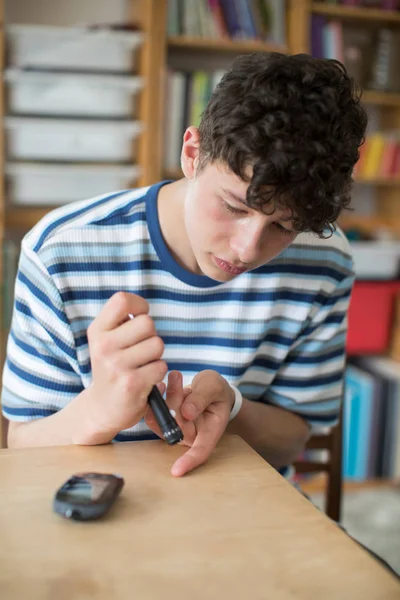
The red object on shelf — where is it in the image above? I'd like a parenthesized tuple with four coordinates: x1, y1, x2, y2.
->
(347, 281, 400, 355)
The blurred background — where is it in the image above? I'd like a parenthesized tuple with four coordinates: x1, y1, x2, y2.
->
(0, 0, 399, 574)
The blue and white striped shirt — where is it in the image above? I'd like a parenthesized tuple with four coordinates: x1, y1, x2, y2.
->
(2, 181, 354, 441)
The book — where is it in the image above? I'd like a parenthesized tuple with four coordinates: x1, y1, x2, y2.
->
(267, 0, 286, 45)
(164, 70, 186, 171)
(167, 0, 180, 36)
(208, 0, 229, 37)
(362, 132, 386, 178)
(358, 357, 400, 480)
(219, 0, 243, 39)
(190, 71, 211, 128)
(235, 0, 257, 39)
(311, 15, 325, 59)
(344, 364, 375, 480)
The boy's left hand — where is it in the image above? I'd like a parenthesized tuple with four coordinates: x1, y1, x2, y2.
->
(144, 370, 234, 476)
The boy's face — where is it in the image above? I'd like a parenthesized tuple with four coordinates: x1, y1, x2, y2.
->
(183, 161, 298, 283)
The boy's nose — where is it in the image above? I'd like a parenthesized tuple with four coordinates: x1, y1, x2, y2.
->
(230, 232, 262, 265)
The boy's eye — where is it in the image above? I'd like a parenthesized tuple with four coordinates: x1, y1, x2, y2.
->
(274, 223, 295, 235)
(223, 201, 247, 215)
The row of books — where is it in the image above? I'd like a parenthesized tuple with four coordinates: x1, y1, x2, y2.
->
(164, 69, 226, 172)
(311, 17, 400, 92)
(167, 0, 286, 44)
(323, 0, 399, 8)
(343, 357, 400, 480)
(353, 133, 400, 179)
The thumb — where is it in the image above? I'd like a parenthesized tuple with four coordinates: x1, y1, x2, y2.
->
(181, 390, 208, 421)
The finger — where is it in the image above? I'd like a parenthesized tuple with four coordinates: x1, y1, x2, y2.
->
(111, 314, 157, 349)
(166, 371, 185, 411)
(117, 335, 164, 369)
(181, 390, 209, 421)
(171, 415, 224, 477)
(95, 292, 149, 332)
(133, 360, 168, 393)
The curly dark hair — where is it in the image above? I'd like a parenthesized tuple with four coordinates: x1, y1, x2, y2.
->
(198, 52, 367, 236)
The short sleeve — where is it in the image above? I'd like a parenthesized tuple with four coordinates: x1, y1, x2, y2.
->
(263, 270, 355, 430)
(1, 238, 83, 421)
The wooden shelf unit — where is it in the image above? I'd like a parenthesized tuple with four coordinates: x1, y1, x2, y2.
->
(312, 1, 400, 23)
(5, 207, 51, 231)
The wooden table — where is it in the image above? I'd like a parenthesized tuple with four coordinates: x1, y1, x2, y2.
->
(0, 435, 399, 599)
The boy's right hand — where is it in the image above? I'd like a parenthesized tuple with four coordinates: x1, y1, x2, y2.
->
(83, 292, 168, 442)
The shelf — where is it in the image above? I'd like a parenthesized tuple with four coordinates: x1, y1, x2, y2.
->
(167, 36, 288, 54)
(363, 90, 400, 107)
(338, 214, 400, 236)
(354, 176, 400, 186)
(5, 206, 53, 231)
(312, 1, 400, 23)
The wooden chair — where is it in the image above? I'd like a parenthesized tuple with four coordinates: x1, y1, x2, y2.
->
(294, 408, 343, 522)
(1, 414, 8, 449)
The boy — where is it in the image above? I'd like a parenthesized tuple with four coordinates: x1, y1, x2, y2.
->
(1, 52, 367, 478)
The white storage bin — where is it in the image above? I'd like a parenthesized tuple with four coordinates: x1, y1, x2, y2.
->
(6, 163, 141, 205)
(5, 117, 143, 163)
(7, 25, 144, 73)
(350, 241, 400, 280)
(5, 69, 143, 118)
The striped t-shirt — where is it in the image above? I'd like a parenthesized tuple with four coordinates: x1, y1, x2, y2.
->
(2, 181, 354, 441)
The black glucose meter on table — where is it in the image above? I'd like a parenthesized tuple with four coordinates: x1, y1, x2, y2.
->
(53, 472, 124, 521)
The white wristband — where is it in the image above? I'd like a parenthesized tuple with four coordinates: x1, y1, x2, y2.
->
(229, 385, 243, 421)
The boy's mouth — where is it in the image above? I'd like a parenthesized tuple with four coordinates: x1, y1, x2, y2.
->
(212, 256, 247, 275)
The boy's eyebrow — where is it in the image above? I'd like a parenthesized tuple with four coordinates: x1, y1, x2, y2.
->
(222, 188, 296, 228)
(222, 188, 247, 204)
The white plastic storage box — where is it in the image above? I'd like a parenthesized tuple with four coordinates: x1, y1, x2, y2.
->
(5, 70, 143, 118)
(5, 117, 143, 162)
(7, 25, 144, 73)
(350, 241, 400, 280)
(6, 163, 141, 205)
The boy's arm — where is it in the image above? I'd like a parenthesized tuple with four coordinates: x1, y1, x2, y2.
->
(7, 387, 115, 448)
(3, 238, 167, 449)
(228, 269, 354, 467)
(177, 269, 354, 472)
(227, 400, 311, 468)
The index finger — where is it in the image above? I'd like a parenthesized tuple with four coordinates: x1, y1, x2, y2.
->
(170, 416, 225, 477)
(96, 292, 149, 332)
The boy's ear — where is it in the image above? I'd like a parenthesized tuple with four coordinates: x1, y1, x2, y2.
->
(181, 127, 200, 179)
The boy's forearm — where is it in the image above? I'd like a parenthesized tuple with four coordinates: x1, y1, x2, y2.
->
(7, 388, 117, 449)
(227, 398, 311, 469)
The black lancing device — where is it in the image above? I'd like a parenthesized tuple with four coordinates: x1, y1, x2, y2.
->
(128, 313, 183, 445)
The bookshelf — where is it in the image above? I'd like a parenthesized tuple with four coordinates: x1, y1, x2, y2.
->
(0, 0, 167, 448)
(306, 0, 400, 232)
